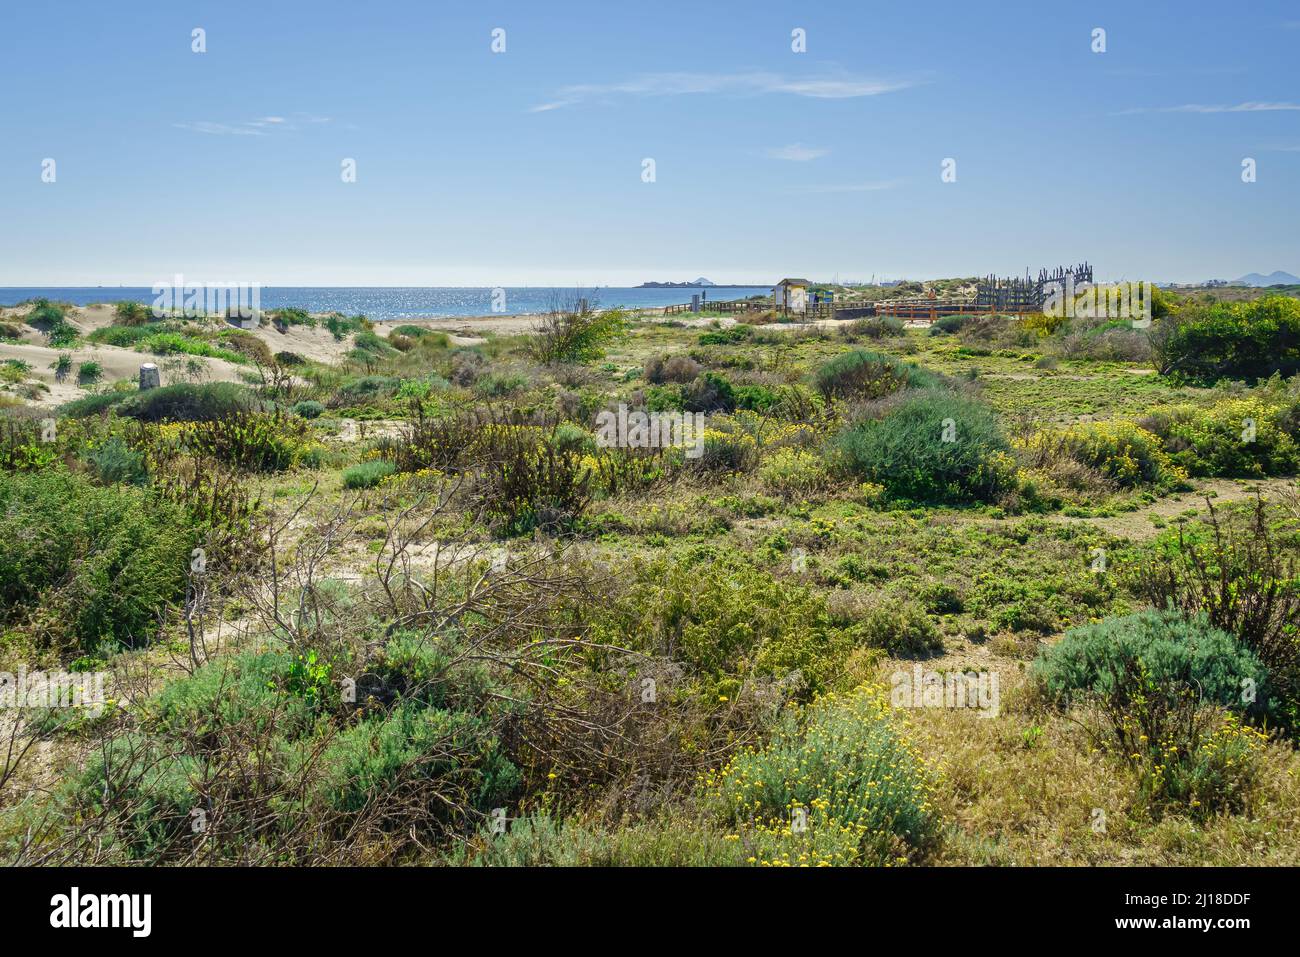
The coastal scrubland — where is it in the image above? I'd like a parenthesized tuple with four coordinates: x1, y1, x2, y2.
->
(1, 289, 1298, 866)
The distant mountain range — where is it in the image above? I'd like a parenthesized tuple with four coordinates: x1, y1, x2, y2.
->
(1232, 270, 1300, 286)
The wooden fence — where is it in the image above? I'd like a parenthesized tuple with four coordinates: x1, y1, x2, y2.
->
(662, 298, 766, 316)
(662, 295, 1043, 322)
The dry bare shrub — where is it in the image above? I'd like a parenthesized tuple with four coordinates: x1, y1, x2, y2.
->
(450, 350, 487, 386)
(644, 354, 701, 385)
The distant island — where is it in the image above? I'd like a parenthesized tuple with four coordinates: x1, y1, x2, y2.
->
(638, 278, 768, 288)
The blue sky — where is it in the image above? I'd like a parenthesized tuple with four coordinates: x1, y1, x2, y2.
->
(1, 0, 1297, 285)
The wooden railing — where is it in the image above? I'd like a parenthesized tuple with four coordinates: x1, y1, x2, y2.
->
(662, 296, 1043, 322)
(662, 298, 766, 316)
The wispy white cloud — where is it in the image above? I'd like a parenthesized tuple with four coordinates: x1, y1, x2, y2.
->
(1114, 101, 1300, 115)
(173, 121, 267, 136)
(790, 180, 900, 193)
(530, 70, 916, 112)
(766, 143, 829, 162)
(174, 113, 333, 135)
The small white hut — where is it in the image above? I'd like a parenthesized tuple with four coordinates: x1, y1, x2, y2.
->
(773, 278, 810, 313)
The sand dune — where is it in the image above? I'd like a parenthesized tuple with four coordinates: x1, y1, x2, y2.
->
(0, 339, 253, 407)
(0, 304, 582, 407)
(0, 304, 379, 407)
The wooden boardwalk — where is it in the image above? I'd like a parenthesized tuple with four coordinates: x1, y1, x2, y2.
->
(662, 298, 764, 316)
(663, 296, 1040, 322)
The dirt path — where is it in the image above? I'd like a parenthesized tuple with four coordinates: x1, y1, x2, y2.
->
(1048, 476, 1297, 539)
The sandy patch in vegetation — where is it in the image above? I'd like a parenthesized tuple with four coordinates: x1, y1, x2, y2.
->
(1051, 476, 1299, 539)
(372, 315, 543, 338)
(0, 338, 248, 408)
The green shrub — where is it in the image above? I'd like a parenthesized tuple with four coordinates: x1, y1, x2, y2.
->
(87, 324, 153, 347)
(292, 400, 326, 419)
(644, 383, 685, 413)
(26, 300, 75, 344)
(814, 350, 935, 401)
(593, 556, 861, 694)
(767, 383, 825, 421)
(733, 383, 780, 412)
(704, 685, 938, 865)
(352, 330, 396, 356)
(697, 325, 753, 345)
(0, 470, 195, 652)
(72, 735, 203, 860)
(843, 316, 906, 340)
(856, 597, 943, 655)
(60, 391, 132, 418)
(182, 412, 321, 472)
(1126, 497, 1300, 734)
(68, 634, 521, 858)
(1034, 610, 1271, 816)
(47, 321, 79, 348)
(928, 314, 968, 336)
(342, 459, 397, 489)
(151, 650, 323, 739)
(1141, 397, 1300, 478)
(271, 307, 313, 328)
(335, 375, 401, 403)
(312, 703, 520, 815)
(0, 360, 30, 384)
(0, 418, 60, 470)
(1022, 419, 1184, 489)
(22, 298, 59, 319)
(552, 421, 596, 455)
(390, 324, 438, 339)
(833, 390, 1015, 504)
(1034, 609, 1268, 716)
(683, 372, 735, 413)
(758, 448, 829, 499)
(121, 382, 259, 422)
(218, 330, 273, 365)
(968, 574, 1060, 634)
(325, 313, 370, 341)
(695, 426, 759, 473)
(133, 331, 246, 364)
(77, 361, 103, 385)
(527, 306, 627, 363)
(113, 301, 151, 326)
(474, 425, 594, 535)
(477, 372, 528, 397)
(87, 436, 148, 485)
(395, 376, 450, 400)
(466, 815, 745, 866)
(919, 581, 964, 615)
(1153, 294, 1300, 384)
